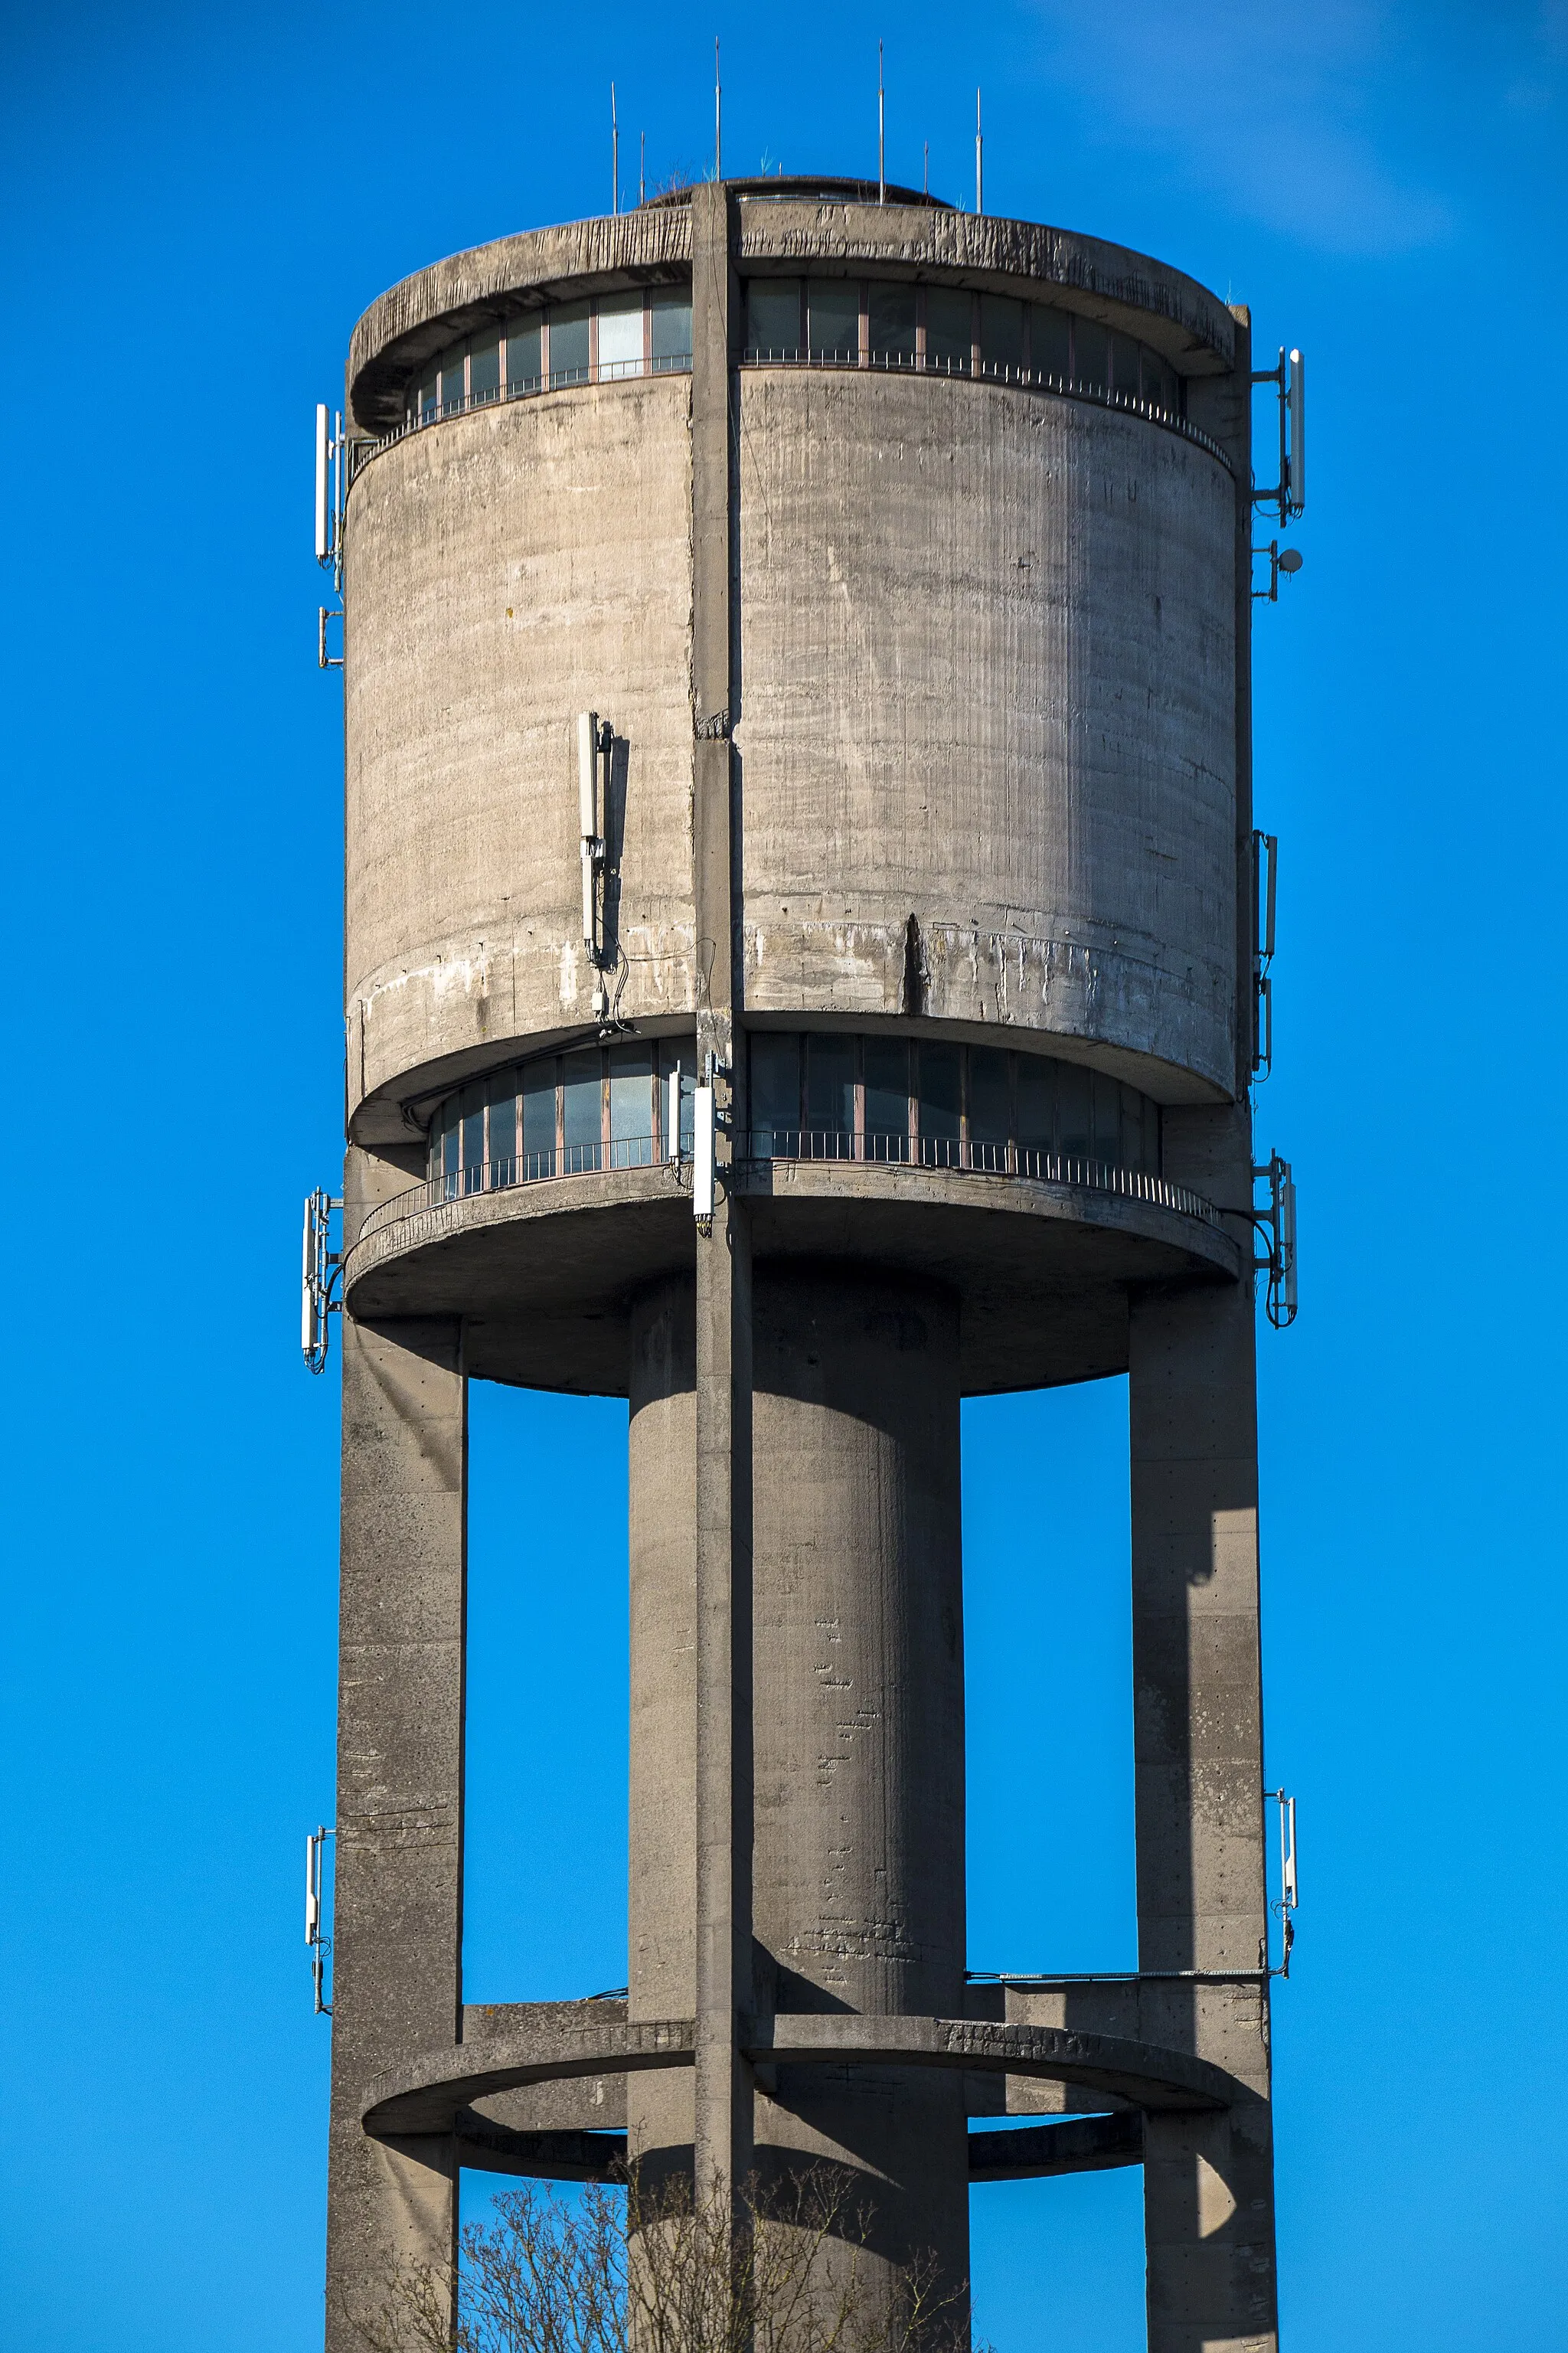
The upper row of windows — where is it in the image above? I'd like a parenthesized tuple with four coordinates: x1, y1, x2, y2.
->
(400, 277, 1184, 433)
(407, 286, 694, 426)
(743, 279, 1184, 413)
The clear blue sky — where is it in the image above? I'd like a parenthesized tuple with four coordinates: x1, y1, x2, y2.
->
(2, 5, 1563, 2348)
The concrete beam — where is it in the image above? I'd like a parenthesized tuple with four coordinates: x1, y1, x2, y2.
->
(968, 2113, 1144, 2181)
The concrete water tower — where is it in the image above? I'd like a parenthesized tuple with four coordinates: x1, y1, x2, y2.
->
(307, 173, 1302, 2353)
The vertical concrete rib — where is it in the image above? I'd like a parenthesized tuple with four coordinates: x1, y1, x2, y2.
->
(688, 179, 754, 2205)
(326, 1151, 466, 2350)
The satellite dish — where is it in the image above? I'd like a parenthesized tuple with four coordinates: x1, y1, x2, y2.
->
(1276, 547, 1304, 574)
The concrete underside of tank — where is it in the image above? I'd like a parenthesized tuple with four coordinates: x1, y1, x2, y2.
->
(341, 1159, 1243, 1396)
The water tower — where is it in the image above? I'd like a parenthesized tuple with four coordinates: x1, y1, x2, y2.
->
(305, 173, 1302, 2353)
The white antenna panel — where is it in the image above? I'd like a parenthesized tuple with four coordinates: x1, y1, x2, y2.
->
(314, 404, 331, 562)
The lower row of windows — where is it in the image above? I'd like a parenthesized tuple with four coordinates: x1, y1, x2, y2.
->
(425, 1034, 1160, 1191)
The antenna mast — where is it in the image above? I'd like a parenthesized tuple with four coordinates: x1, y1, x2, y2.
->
(714, 39, 721, 181)
(975, 88, 983, 214)
(878, 41, 885, 204)
(612, 83, 619, 216)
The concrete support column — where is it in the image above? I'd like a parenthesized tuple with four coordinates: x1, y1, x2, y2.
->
(1129, 1244, 1277, 2353)
(751, 1264, 969, 2309)
(326, 1158, 466, 2351)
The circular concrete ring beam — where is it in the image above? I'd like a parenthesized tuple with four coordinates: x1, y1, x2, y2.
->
(363, 2012, 1234, 2137)
(342, 1157, 1244, 1398)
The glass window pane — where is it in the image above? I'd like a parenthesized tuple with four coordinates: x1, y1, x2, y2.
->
(521, 1062, 555, 1176)
(979, 294, 1024, 372)
(925, 287, 972, 374)
(1058, 1063, 1091, 1162)
(651, 286, 692, 364)
(1030, 304, 1070, 379)
(439, 345, 466, 410)
(804, 1034, 855, 1149)
(863, 1038, 910, 1162)
(609, 1043, 653, 1165)
(1073, 318, 1109, 391)
(469, 330, 500, 400)
(923, 292, 969, 374)
(461, 1083, 485, 1193)
(1119, 1083, 1148, 1175)
(867, 281, 917, 364)
(416, 370, 439, 424)
(505, 315, 542, 389)
(561, 1047, 603, 1169)
(597, 290, 644, 380)
(807, 280, 860, 363)
(550, 300, 590, 385)
(968, 1047, 1011, 1161)
(1111, 332, 1141, 399)
(750, 1033, 801, 1152)
(917, 1042, 961, 1167)
(1092, 1070, 1122, 1165)
(488, 1077, 518, 1183)
(1015, 1056, 1055, 1168)
(441, 1115, 459, 1194)
(1149, 352, 1179, 414)
(746, 279, 801, 353)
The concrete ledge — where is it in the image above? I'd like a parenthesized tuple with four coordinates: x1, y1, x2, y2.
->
(341, 1155, 1244, 1399)
(968, 2113, 1145, 2180)
(364, 2011, 1236, 2138)
(744, 2015, 1233, 2114)
(364, 2016, 697, 2137)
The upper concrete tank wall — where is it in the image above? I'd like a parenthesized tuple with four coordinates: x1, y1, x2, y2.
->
(736, 371, 1236, 1095)
(345, 376, 696, 1116)
(340, 199, 1244, 1136)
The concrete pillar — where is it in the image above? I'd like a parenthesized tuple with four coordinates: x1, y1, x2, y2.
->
(1129, 1245, 1277, 2353)
(628, 1263, 969, 2300)
(326, 1159, 466, 2351)
(753, 1263, 969, 2304)
(626, 1276, 699, 2185)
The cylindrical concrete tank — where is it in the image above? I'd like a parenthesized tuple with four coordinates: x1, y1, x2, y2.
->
(328, 175, 1277, 2353)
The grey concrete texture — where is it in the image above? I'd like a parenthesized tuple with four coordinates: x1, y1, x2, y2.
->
(327, 1297, 466, 2353)
(735, 371, 1237, 1099)
(328, 178, 1281, 2353)
(1129, 1268, 1276, 2353)
(346, 198, 1235, 437)
(341, 1148, 1242, 1399)
(626, 1263, 970, 2304)
(341, 201, 1244, 1142)
(343, 377, 695, 1130)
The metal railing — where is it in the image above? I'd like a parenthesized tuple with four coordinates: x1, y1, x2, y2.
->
(749, 1130, 1220, 1225)
(740, 345, 1231, 471)
(348, 354, 695, 481)
(355, 1141, 664, 1249)
(352, 1129, 1220, 1257)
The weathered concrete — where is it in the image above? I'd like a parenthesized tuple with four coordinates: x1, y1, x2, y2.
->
(327, 1146, 466, 2352)
(1129, 1243, 1276, 2353)
(341, 196, 1240, 1141)
(341, 1149, 1240, 1399)
(736, 370, 1236, 1098)
(347, 194, 1235, 436)
(326, 178, 1285, 2353)
(343, 377, 695, 1131)
(750, 1264, 969, 2305)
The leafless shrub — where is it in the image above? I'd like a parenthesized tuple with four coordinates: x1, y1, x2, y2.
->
(350, 2165, 975, 2353)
